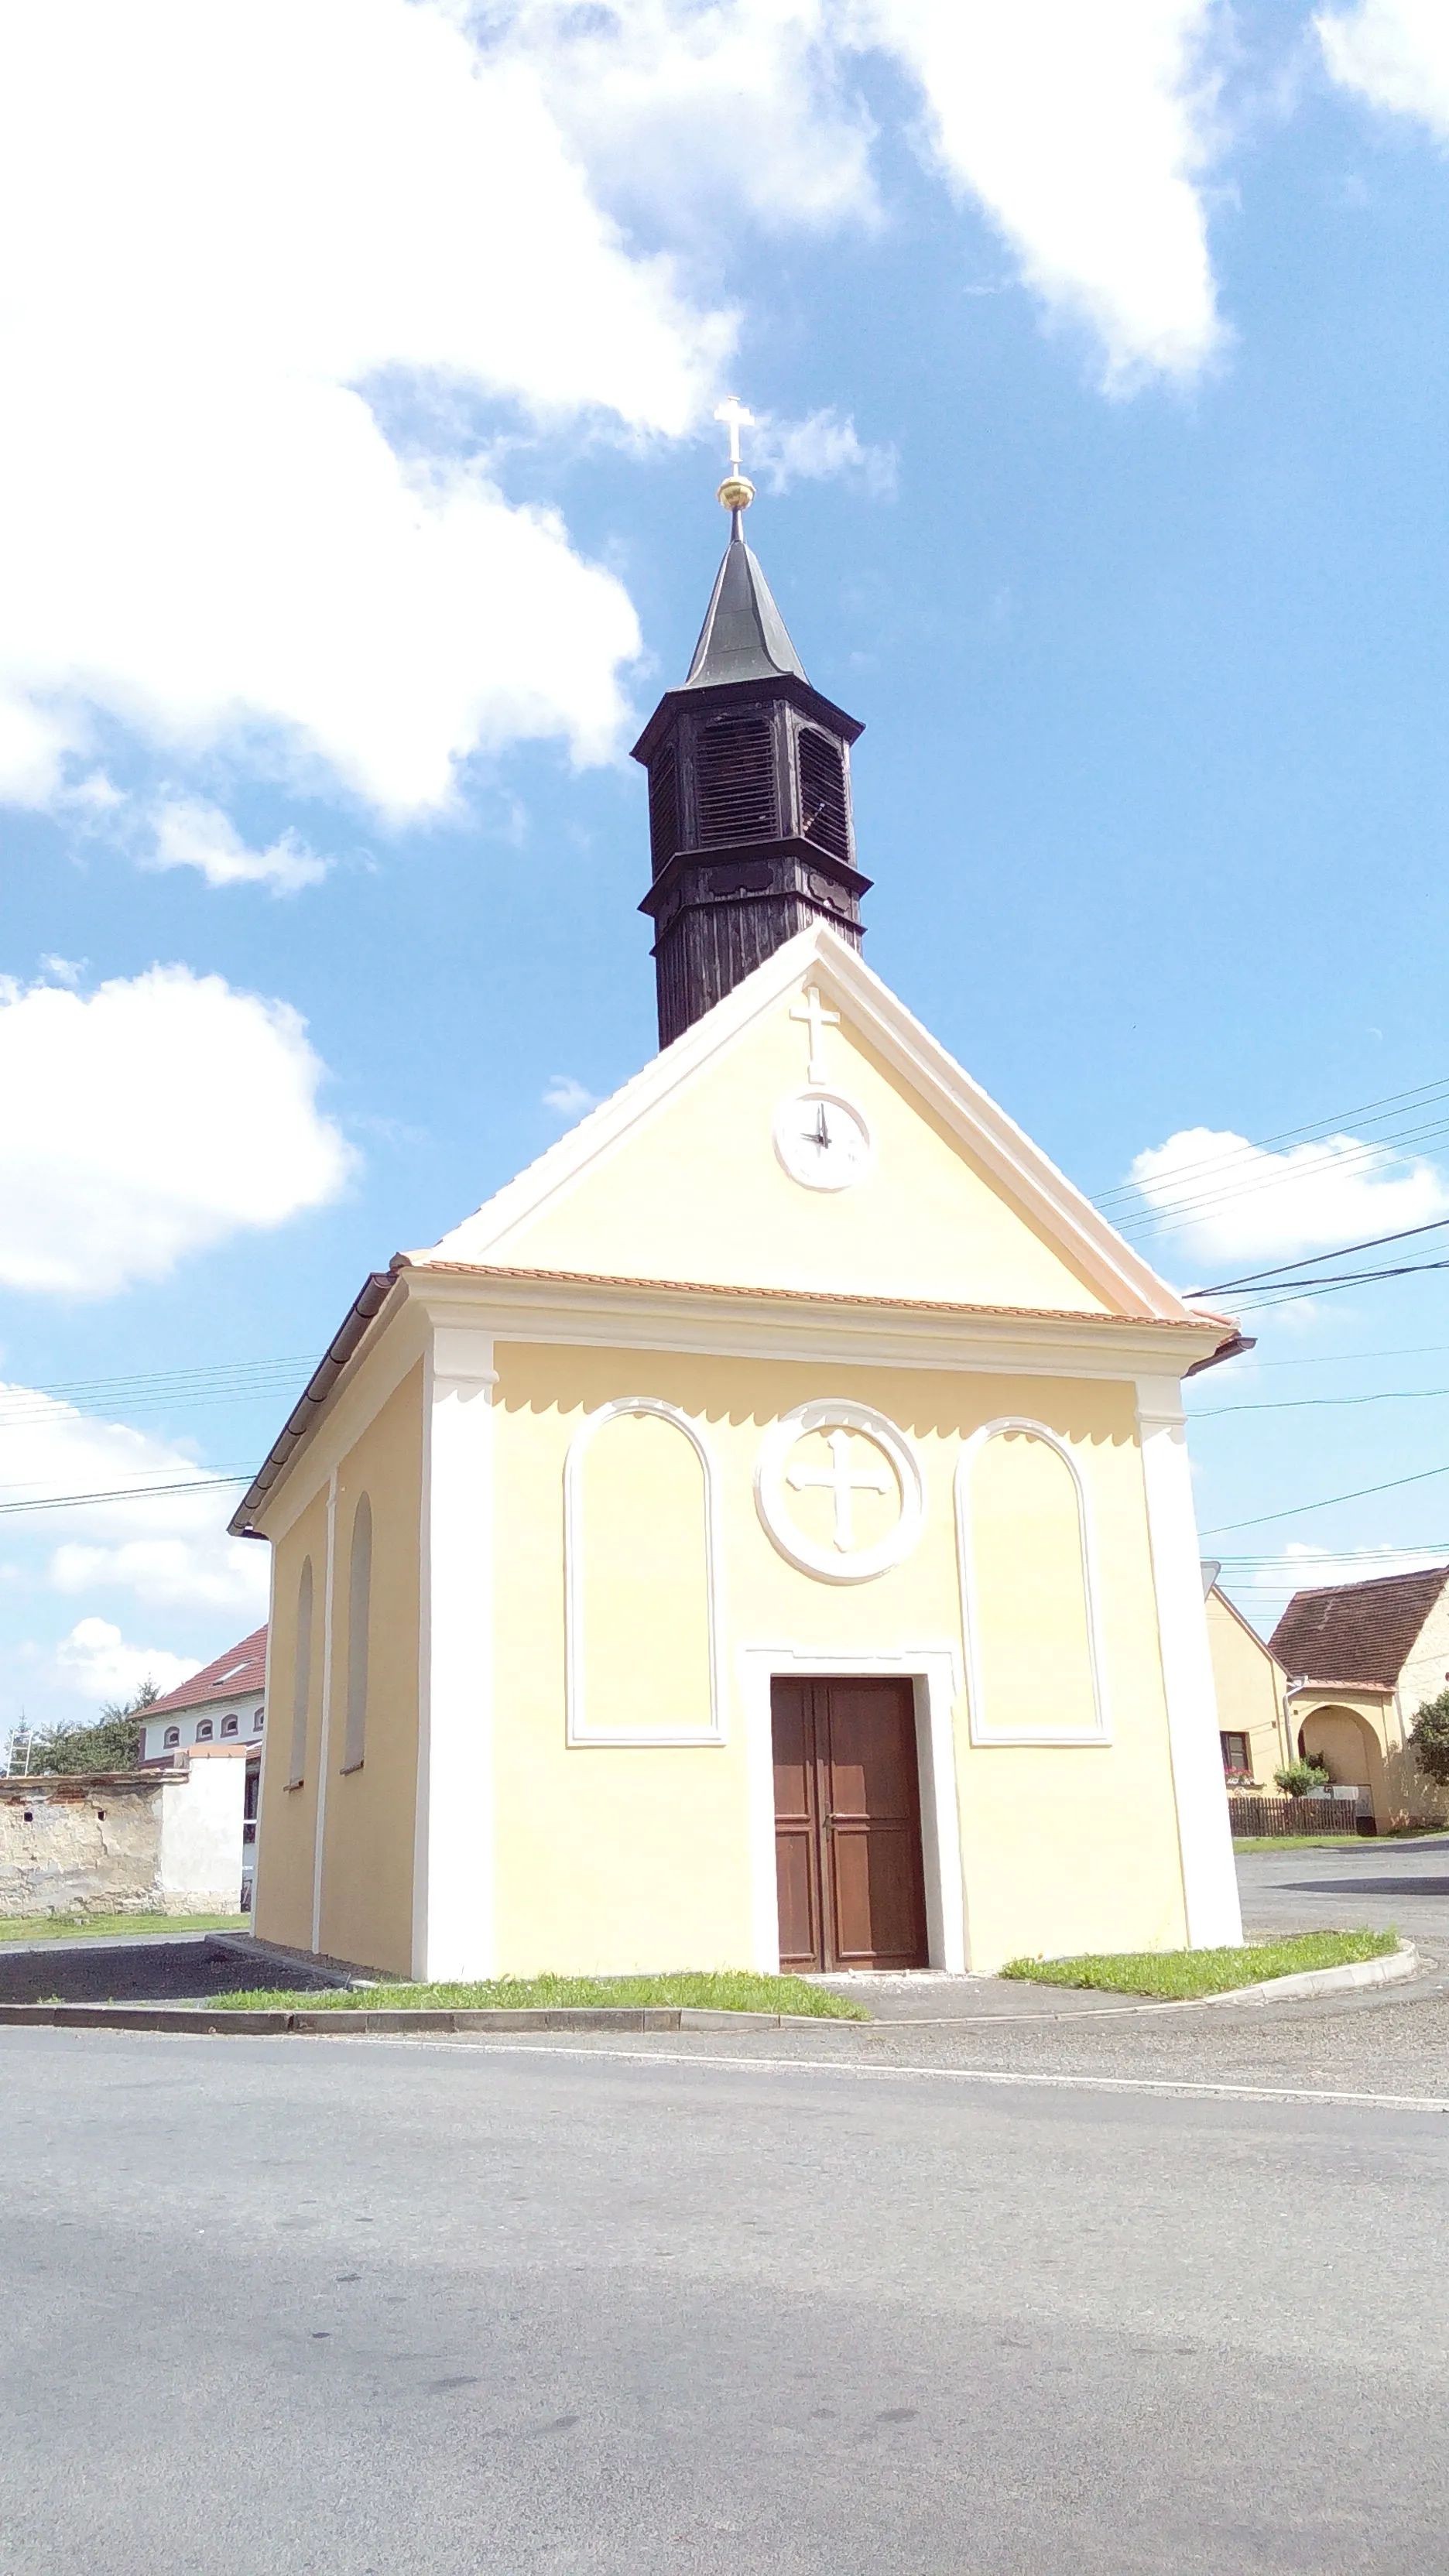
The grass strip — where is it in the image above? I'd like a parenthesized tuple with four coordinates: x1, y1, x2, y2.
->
(0, 1910, 248, 1944)
(1232, 1835, 1372, 1853)
(999, 1929, 1399, 1999)
(215, 1968, 868, 2019)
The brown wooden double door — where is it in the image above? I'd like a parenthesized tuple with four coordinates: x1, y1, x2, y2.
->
(771, 1677, 929, 1972)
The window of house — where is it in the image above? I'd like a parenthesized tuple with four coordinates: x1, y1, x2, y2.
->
(196, 1718, 214, 1742)
(163, 1726, 180, 1749)
(252, 1707, 264, 1731)
(1220, 1731, 1252, 1777)
(221, 1714, 239, 1737)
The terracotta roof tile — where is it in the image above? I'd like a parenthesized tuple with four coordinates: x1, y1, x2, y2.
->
(146, 1625, 268, 1718)
(1269, 1570, 1449, 1690)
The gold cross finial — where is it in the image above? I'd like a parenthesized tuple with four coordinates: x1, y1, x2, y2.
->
(714, 394, 755, 518)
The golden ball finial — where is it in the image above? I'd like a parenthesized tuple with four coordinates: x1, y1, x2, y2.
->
(717, 473, 755, 513)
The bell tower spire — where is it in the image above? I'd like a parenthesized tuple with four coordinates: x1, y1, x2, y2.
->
(632, 400, 869, 1050)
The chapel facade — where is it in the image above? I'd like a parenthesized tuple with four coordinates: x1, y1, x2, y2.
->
(239, 465, 1245, 1980)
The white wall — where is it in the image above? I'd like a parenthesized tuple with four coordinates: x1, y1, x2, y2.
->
(158, 1755, 247, 1910)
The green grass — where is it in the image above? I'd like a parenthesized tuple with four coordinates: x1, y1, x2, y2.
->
(1232, 1834, 1369, 1853)
(215, 1969, 868, 2019)
(999, 1929, 1399, 1999)
(0, 1910, 248, 1944)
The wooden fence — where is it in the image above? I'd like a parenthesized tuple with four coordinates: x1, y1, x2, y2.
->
(1227, 1794, 1362, 1838)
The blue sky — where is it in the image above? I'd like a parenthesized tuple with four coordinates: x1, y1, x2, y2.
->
(4, 0, 1449, 1726)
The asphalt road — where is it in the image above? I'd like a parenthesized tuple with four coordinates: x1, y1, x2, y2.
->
(4, 2026, 1448, 2574)
(1237, 1833, 1449, 1944)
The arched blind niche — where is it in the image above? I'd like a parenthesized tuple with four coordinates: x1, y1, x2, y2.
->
(957, 1426, 1106, 1745)
(342, 1495, 372, 1772)
(566, 1401, 721, 1744)
(287, 1556, 313, 1786)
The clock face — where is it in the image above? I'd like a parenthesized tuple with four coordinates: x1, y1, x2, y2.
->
(772, 1088, 873, 1192)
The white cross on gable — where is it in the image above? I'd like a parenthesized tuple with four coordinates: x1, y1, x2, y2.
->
(790, 983, 839, 1084)
(787, 1429, 893, 1553)
(714, 394, 754, 469)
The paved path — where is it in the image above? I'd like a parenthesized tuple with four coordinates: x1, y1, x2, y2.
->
(3, 2026, 1446, 2574)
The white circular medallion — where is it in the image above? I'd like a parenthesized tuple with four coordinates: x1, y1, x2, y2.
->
(772, 1088, 872, 1192)
(754, 1402, 923, 1584)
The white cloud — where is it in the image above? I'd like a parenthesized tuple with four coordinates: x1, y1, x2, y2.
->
(1128, 1125, 1449, 1268)
(855, 0, 1225, 385)
(750, 409, 896, 495)
(542, 1074, 599, 1118)
(0, 1379, 269, 1615)
(0, 0, 1242, 842)
(1319, 2, 1449, 136)
(0, 966, 356, 1294)
(51, 1617, 202, 1711)
(495, 0, 879, 235)
(146, 798, 329, 896)
(0, 0, 729, 822)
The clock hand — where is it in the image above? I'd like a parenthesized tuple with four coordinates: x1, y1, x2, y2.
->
(809, 1104, 831, 1152)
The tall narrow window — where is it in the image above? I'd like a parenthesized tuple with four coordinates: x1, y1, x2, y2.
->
(288, 1557, 313, 1785)
(342, 1495, 372, 1772)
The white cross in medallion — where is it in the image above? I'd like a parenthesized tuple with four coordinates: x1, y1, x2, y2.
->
(790, 982, 840, 1084)
(714, 394, 754, 471)
(787, 1430, 892, 1553)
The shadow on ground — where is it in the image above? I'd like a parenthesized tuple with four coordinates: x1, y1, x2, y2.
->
(0, 1938, 339, 2007)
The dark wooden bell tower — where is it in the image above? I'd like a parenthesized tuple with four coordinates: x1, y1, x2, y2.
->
(632, 483, 868, 1050)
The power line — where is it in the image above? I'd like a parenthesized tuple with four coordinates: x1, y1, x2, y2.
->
(1186, 1215, 1449, 1298)
(0, 1473, 249, 1519)
(1091, 1070, 1449, 1211)
(1191, 1386, 1449, 1417)
(1201, 1461, 1449, 1536)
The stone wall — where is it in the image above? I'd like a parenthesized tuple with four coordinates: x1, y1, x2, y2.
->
(0, 1763, 245, 1917)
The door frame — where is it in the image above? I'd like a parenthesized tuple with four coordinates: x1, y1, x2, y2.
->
(740, 1644, 967, 1974)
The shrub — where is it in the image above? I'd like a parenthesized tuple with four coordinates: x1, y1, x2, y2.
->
(1409, 1689, 1449, 1786)
(1274, 1757, 1331, 1799)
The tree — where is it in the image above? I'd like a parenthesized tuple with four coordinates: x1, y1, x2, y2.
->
(26, 1678, 159, 1776)
(1274, 1757, 1331, 1799)
(1409, 1688, 1449, 1786)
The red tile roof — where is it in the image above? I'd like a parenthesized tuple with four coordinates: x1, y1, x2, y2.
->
(146, 1625, 268, 1718)
(1269, 1570, 1449, 1690)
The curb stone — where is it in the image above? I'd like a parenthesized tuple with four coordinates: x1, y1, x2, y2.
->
(1200, 1941, 1418, 2006)
(0, 2002, 822, 2036)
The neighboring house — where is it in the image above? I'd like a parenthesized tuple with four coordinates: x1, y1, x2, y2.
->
(1202, 1563, 1290, 1788)
(141, 1626, 268, 1906)
(1269, 1567, 1449, 1830)
(139, 1625, 267, 1762)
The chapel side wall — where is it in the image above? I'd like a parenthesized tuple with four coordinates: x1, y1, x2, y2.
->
(1206, 1589, 1285, 1786)
(488, 1341, 1190, 1979)
(253, 1484, 331, 1954)
(317, 1361, 425, 1975)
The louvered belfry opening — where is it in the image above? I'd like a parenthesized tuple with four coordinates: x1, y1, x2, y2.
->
(797, 728, 850, 865)
(647, 741, 680, 879)
(696, 712, 777, 845)
(632, 524, 869, 1048)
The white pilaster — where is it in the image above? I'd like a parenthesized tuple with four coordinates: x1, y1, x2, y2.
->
(413, 1324, 498, 1981)
(310, 1468, 339, 1956)
(1136, 1378, 1243, 1948)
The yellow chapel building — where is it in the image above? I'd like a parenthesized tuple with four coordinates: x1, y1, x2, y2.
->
(237, 482, 1246, 1981)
